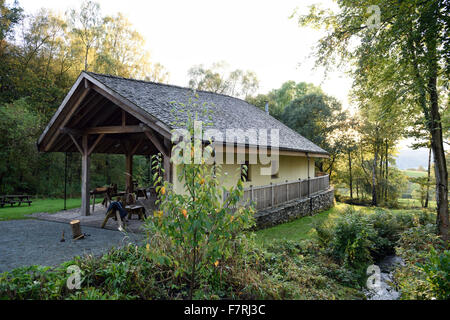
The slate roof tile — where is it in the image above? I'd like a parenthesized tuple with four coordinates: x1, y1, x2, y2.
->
(87, 72, 328, 155)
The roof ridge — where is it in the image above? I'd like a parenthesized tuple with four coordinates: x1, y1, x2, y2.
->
(84, 71, 327, 154)
(84, 71, 258, 106)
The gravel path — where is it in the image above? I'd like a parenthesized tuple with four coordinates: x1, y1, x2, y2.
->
(0, 219, 145, 273)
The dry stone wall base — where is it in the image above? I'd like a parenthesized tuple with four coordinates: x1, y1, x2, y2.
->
(254, 187, 334, 230)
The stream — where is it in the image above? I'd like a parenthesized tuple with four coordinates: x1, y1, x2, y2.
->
(364, 255, 405, 300)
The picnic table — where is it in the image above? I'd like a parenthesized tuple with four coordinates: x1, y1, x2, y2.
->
(0, 195, 32, 208)
(135, 187, 148, 200)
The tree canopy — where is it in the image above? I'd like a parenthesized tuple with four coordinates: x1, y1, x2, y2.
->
(188, 61, 259, 99)
(294, 0, 449, 240)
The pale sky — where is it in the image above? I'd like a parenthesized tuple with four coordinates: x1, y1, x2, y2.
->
(18, 0, 353, 111)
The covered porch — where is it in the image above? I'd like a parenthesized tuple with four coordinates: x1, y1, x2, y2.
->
(37, 74, 173, 217)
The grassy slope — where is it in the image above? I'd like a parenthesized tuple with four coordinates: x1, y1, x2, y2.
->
(254, 202, 433, 245)
(0, 198, 103, 221)
(401, 169, 436, 209)
(402, 170, 427, 178)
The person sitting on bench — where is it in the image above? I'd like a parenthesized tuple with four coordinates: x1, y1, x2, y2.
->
(106, 197, 128, 232)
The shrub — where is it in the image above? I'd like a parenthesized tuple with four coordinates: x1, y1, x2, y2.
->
(0, 265, 67, 300)
(417, 248, 450, 300)
(144, 100, 255, 299)
(329, 209, 375, 280)
(394, 224, 448, 300)
(312, 207, 437, 286)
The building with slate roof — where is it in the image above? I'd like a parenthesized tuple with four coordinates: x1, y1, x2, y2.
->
(37, 72, 329, 216)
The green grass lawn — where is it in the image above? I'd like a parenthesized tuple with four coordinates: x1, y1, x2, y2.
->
(402, 170, 428, 178)
(398, 198, 436, 209)
(254, 202, 433, 245)
(254, 203, 350, 245)
(0, 197, 103, 221)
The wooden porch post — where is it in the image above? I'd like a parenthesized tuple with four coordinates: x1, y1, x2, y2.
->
(307, 153, 311, 197)
(163, 155, 171, 183)
(143, 127, 171, 183)
(126, 153, 133, 193)
(81, 135, 91, 216)
(66, 132, 104, 216)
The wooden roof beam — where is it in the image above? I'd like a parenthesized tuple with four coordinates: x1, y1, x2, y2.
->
(44, 87, 91, 152)
(142, 124, 169, 157)
(60, 125, 144, 136)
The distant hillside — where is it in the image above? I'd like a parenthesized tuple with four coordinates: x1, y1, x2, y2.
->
(395, 148, 431, 170)
(403, 170, 427, 178)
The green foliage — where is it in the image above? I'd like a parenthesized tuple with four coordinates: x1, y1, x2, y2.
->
(188, 61, 258, 99)
(295, 0, 449, 239)
(0, 1, 168, 197)
(144, 101, 256, 298)
(329, 210, 375, 278)
(281, 93, 347, 153)
(0, 0, 23, 42)
(0, 99, 43, 194)
(1, 204, 441, 300)
(313, 206, 436, 284)
(394, 224, 448, 300)
(247, 81, 322, 120)
(409, 176, 434, 208)
(0, 265, 66, 300)
(417, 248, 450, 300)
(0, 238, 365, 300)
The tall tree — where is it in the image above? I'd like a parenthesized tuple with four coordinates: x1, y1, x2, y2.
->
(295, 0, 449, 241)
(247, 81, 322, 119)
(0, 0, 23, 103)
(67, 0, 103, 71)
(280, 92, 349, 175)
(188, 61, 259, 99)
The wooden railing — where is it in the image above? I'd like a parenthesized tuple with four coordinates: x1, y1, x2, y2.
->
(223, 175, 330, 211)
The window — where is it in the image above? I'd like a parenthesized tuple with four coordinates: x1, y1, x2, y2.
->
(241, 161, 251, 182)
(271, 160, 279, 179)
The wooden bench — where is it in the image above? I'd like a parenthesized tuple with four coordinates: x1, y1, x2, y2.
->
(0, 195, 32, 207)
(101, 209, 121, 229)
(135, 188, 148, 200)
(125, 205, 146, 221)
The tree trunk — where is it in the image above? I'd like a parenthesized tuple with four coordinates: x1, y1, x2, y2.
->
(371, 144, 378, 206)
(84, 46, 89, 71)
(428, 74, 449, 242)
(385, 140, 389, 202)
(356, 180, 359, 199)
(379, 149, 384, 202)
(348, 151, 353, 199)
(425, 146, 431, 208)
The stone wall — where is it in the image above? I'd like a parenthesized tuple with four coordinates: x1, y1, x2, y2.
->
(254, 187, 335, 230)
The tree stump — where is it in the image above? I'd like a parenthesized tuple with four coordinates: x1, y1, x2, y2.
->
(70, 220, 82, 239)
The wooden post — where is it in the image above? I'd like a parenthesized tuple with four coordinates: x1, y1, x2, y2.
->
(271, 183, 274, 207)
(143, 128, 171, 183)
(163, 154, 170, 183)
(286, 180, 289, 201)
(70, 220, 82, 239)
(81, 135, 90, 216)
(64, 152, 67, 210)
(307, 153, 311, 198)
(298, 178, 301, 199)
(126, 153, 133, 193)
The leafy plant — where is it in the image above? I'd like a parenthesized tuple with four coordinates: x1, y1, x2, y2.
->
(144, 97, 256, 299)
(417, 247, 450, 300)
